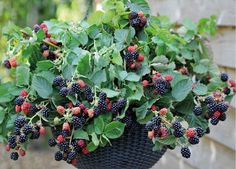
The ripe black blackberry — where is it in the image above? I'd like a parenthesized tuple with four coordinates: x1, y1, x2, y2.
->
(223, 87, 231, 95)
(145, 121, 154, 131)
(3, 60, 11, 69)
(30, 129, 40, 140)
(98, 100, 107, 112)
(151, 116, 161, 126)
(58, 141, 70, 152)
(205, 127, 210, 134)
(124, 51, 133, 61)
(219, 112, 226, 121)
(29, 104, 39, 114)
(71, 83, 81, 94)
(48, 138, 57, 147)
(117, 99, 127, 108)
(8, 135, 16, 144)
(196, 127, 204, 137)
(155, 78, 169, 95)
(99, 92, 107, 100)
(42, 107, 50, 118)
(14, 127, 21, 135)
(205, 96, 214, 104)
(207, 103, 217, 113)
(211, 117, 219, 125)
(130, 17, 141, 28)
(217, 102, 228, 112)
(23, 124, 32, 135)
(220, 73, 228, 82)
(14, 96, 25, 106)
(9, 142, 17, 149)
(10, 152, 19, 161)
(84, 85, 92, 95)
(33, 24, 41, 32)
(111, 103, 119, 113)
(173, 129, 184, 138)
(61, 130, 70, 137)
(86, 93, 94, 102)
(59, 87, 69, 97)
(121, 116, 133, 127)
(94, 106, 101, 117)
(72, 116, 83, 129)
(181, 147, 191, 158)
(55, 151, 63, 161)
(40, 44, 49, 51)
(19, 134, 28, 143)
(193, 105, 203, 116)
(67, 151, 76, 161)
(188, 136, 200, 145)
(53, 76, 64, 87)
(48, 51, 57, 60)
(129, 12, 138, 20)
(14, 116, 26, 128)
(131, 51, 139, 60)
(172, 121, 182, 130)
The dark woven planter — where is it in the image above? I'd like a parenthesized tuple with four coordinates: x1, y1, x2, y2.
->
(76, 123, 167, 169)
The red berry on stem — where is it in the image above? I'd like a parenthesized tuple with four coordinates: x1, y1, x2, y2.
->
(9, 57, 17, 68)
(159, 108, 168, 116)
(42, 50, 49, 58)
(21, 102, 31, 114)
(5, 144, 10, 152)
(39, 127, 46, 136)
(78, 80, 85, 88)
(138, 11, 144, 17)
(15, 105, 21, 113)
(57, 106, 65, 114)
(20, 89, 28, 97)
(228, 79, 236, 87)
(72, 107, 81, 115)
(165, 74, 173, 81)
(148, 130, 155, 139)
(88, 109, 94, 118)
(213, 111, 221, 118)
(82, 147, 89, 154)
(142, 80, 149, 87)
(19, 149, 26, 157)
(130, 63, 136, 69)
(151, 105, 157, 111)
(186, 128, 196, 138)
(128, 46, 136, 52)
(78, 140, 85, 148)
(57, 135, 64, 143)
(137, 54, 144, 62)
(63, 122, 70, 131)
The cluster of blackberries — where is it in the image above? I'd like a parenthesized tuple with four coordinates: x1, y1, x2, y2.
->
(50, 129, 89, 163)
(95, 92, 108, 115)
(186, 128, 203, 145)
(129, 11, 147, 31)
(7, 116, 43, 160)
(124, 45, 144, 70)
(111, 99, 127, 114)
(205, 95, 228, 125)
(154, 78, 171, 95)
(172, 121, 184, 138)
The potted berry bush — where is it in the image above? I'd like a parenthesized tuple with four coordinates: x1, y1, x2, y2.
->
(0, 0, 235, 168)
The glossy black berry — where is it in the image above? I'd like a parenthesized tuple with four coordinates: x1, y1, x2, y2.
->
(117, 99, 127, 108)
(207, 103, 217, 113)
(14, 96, 25, 106)
(19, 134, 28, 143)
(72, 116, 83, 129)
(99, 92, 107, 100)
(14, 116, 26, 128)
(98, 100, 107, 112)
(205, 127, 210, 134)
(131, 51, 139, 60)
(55, 151, 63, 161)
(48, 138, 57, 147)
(8, 135, 16, 144)
(58, 141, 69, 152)
(94, 106, 101, 117)
(42, 107, 50, 118)
(172, 121, 182, 130)
(193, 105, 203, 116)
(211, 117, 219, 125)
(188, 136, 200, 145)
(151, 116, 161, 126)
(129, 12, 138, 20)
(29, 105, 39, 114)
(111, 103, 119, 113)
(217, 102, 228, 113)
(30, 129, 40, 140)
(181, 147, 191, 158)
(53, 76, 64, 87)
(59, 87, 69, 97)
(145, 121, 154, 131)
(40, 44, 49, 51)
(14, 127, 21, 135)
(154, 78, 170, 95)
(223, 87, 231, 95)
(9, 142, 17, 149)
(33, 24, 41, 33)
(205, 96, 214, 104)
(130, 17, 141, 27)
(220, 73, 228, 82)
(22, 124, 33, 135)
(196, 127, 204, 137)
(61, 130, 70, 138)
(219, 113, 226, 121)
(124, 51, 133, 61)
(173, 129, 184, 138)
(67, 151, 76, 161)
(71, 83, 81, 94)
(3, 60, 11, 69)
(10, 152, 19, 161)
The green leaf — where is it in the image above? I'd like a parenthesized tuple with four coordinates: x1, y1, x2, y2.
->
(125, 72, 140, 82)
(62, 64, 75, 80)
(135, 99, 156, 121)
(104, 121, 125, 139)
(16, 65, 30, 86)
(32, 75, 53, 98)
(87, 142, 98, 152)
(73, 129, 89, 140)
(158, 136, 177, 145)
(172, 79, 192, 101)
(36, 60, 54, 71)
(115, 28, 135, 50)
(101, 88, 120, 98)
(193, 83, 208, 95)
(36, 29, 45, 41)
(77, 31, 88, 46)
(91, 133, 99, 146)
(94, 116, 105, 135)
(77, 54, 91, 75)
(90, 69, 107, 86)
(112, 50, 123, 66)
(0, 107, 6, 124)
